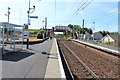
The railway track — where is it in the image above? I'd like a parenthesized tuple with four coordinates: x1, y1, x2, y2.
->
(57, 39, 120, 80)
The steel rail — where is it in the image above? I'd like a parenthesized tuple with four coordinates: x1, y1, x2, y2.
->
(58, 41, 75, 80)
(60, 40, 100, 79)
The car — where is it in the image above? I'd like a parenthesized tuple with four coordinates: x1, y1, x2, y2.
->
(92, 40, 103, 43)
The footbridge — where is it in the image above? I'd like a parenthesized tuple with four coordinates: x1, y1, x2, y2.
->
(53, 26, 72, 32)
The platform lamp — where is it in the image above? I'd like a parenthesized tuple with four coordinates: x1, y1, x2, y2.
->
(5, 7, 11, 22)
(27, 0, 36, 49)
(42, 21, 45, 30)
(93, 22, 95, 41)
(5, 7, 11, 41)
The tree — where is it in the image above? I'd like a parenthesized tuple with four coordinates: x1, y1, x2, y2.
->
(98, 30, 110, 36)
(110, 32, 118, 34)
(68, 24, 73, 29)
(37, 30, 46, 39)
(89, 28, 93, 34)
(68, 24, 93, 35)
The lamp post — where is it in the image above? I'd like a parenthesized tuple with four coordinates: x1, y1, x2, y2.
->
(5, 7, 11, 41)
(27, 0, 35, 25)
(27, 0, 36, 49)
(42, 21, 44, 30)
(5, 7, 11, 22)
(45, 17, 47, 31)
(93, 22, 95, 41)
(8, 7, 11, 22)
(82, 19, 84, 40)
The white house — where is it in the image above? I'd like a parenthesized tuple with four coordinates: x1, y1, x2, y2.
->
(83, 31, 91, 40)
(101, 34, 119, 43)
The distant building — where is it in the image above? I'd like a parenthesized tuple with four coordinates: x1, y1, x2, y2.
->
(101, 34, 120, 46)
(92, 32, 103, 40)
(83, 31, 91, 40)
(101, 34, 119, 42)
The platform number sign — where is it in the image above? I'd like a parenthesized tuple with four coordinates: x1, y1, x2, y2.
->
(24, 24, 28, 29)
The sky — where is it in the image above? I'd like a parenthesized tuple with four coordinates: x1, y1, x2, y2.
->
(0, 0, 119, 32)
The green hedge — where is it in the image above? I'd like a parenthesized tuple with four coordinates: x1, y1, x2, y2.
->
(103, 42, 115, 45)
(37, 30, 46, 39)
(29, 34, 37, 37)
(64, 36, 73, 40)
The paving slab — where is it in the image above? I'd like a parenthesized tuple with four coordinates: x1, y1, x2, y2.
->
(44, 38, 66, 79)
(2, 39, 52, 78)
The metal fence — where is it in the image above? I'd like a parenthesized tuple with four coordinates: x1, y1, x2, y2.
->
(0, 22, 24, 54)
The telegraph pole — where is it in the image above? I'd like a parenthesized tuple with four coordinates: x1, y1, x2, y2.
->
(93, 22, 95, 41)
(42, 21, 44, 30)
(45, 17, 47, 37)
(82, 19, 84, 40)
(45, 17, 47, 30)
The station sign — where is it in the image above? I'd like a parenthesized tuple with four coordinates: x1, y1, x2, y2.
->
(23, 31, 29, 39)
(28, 19, 31, 25)
(29, 16, 38, 19)
(24, 24, 28, 29)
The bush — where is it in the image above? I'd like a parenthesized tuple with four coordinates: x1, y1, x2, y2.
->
(29, 34, 37, 37)
(103, 42, 115, 45)
(37, 30, 46, 39)
(64, 36, 73, 40)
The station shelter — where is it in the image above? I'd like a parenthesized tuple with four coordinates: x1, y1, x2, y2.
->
(0, 22, 24, 54)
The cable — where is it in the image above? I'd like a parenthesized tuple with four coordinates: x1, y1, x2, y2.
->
(65, 0, 80, 23)
(75, 0, 94, 16)
(73, 0, 89, 16)
(55, 0, 56, 26)
(78, 0, 94, 14)
(71, 0, 80, 11)
(66, 0, 89, 23)
(92, 10, 119, 22)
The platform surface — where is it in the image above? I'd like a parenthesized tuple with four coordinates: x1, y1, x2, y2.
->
(44, 38, 65, 79)
(2, 39, 52, 78)
(1, 38, 65, 79)
(73, 39, 120, 55)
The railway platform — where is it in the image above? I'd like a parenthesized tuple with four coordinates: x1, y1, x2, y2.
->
(72, 39, 120, 55)
(2, 38, 66, 79)
(44, 38, 66, 79)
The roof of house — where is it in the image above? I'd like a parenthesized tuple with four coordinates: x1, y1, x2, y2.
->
(93, 32, 103, 35)
(109, 34, 120, 41)
(92, 32, 103, 39)
(92, 32, 103, 37)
